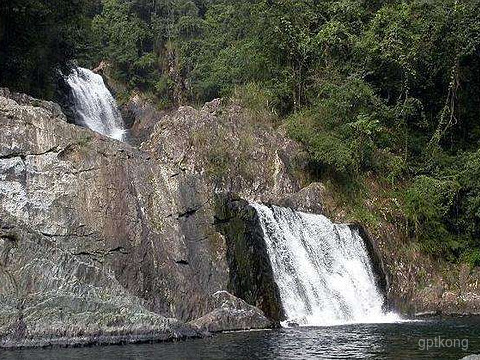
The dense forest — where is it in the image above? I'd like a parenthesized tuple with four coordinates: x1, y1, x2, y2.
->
(2, 0, 480, 265)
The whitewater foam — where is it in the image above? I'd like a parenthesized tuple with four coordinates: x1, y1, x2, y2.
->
(252, 203, 401, 327)
(66, 67, 126, 141)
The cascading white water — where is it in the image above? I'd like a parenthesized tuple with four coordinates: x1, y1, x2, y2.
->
(252, 203, 399, 327)
(66, 67, 126, 141)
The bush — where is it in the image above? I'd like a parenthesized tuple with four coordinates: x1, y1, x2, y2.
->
(405, 175, 460, 254)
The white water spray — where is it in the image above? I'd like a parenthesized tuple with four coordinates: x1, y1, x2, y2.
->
(66, 67, 126, 141)
(252, 203, 399, 327)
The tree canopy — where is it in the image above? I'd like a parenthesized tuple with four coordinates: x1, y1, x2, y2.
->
(0, 0, 94, 98)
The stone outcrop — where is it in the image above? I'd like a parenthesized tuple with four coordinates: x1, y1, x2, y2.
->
(138, 97, 303, 202)
(0, 89, 202, 347)
(189, 291, 272, 332)
(0, 89, 305, 347)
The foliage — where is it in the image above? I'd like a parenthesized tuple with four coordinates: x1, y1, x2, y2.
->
(0, 0, 93, 98)
(405, 176, 459, 240)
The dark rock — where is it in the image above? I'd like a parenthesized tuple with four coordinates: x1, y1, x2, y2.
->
(214, 195, 284, 323)
(122, 93, 168, 142)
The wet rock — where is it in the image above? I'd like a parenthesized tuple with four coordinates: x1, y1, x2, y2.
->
(214, 196, 284, 323)
(349, 224, 390, 302)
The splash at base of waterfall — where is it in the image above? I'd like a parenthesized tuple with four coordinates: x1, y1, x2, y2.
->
(66, 67, 126, 141)
(252, 203, 401, 327)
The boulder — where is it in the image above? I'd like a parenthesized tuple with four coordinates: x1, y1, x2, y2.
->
(189, 291, 272, 332)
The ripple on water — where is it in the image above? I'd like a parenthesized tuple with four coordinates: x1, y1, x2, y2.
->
(2, 317, 480, 360)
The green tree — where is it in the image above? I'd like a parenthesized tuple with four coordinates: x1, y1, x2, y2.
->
(0, 0, 91, 99)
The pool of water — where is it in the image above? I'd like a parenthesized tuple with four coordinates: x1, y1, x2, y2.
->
(2, 318, 479, 359)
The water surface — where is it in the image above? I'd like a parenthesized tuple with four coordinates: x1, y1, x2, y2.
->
(3, 318, 479, 359)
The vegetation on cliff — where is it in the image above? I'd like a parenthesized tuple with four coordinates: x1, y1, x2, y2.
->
(2, 0, 480, 265)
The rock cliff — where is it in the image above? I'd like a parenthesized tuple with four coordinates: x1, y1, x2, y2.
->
(2, 85, 479, 348)
(0, 89, 302, 347)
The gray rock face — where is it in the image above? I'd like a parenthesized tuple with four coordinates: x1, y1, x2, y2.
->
(0, 89, 205, 347)
(0, 89, 304, 347)
(139, 98, 304, 202)
(274, 182, 326, 214)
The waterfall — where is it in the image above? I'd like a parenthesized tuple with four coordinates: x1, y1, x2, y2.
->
(66, 67, 126, 141)
(252, 203, 399, 327)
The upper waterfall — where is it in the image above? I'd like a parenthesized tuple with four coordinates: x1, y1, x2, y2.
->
(252, 203, 399, 327)
(66, 67, 126, 141)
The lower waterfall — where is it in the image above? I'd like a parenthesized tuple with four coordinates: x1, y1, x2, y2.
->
(66, 67, 126, 141)
(252, 203, 399, 327)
